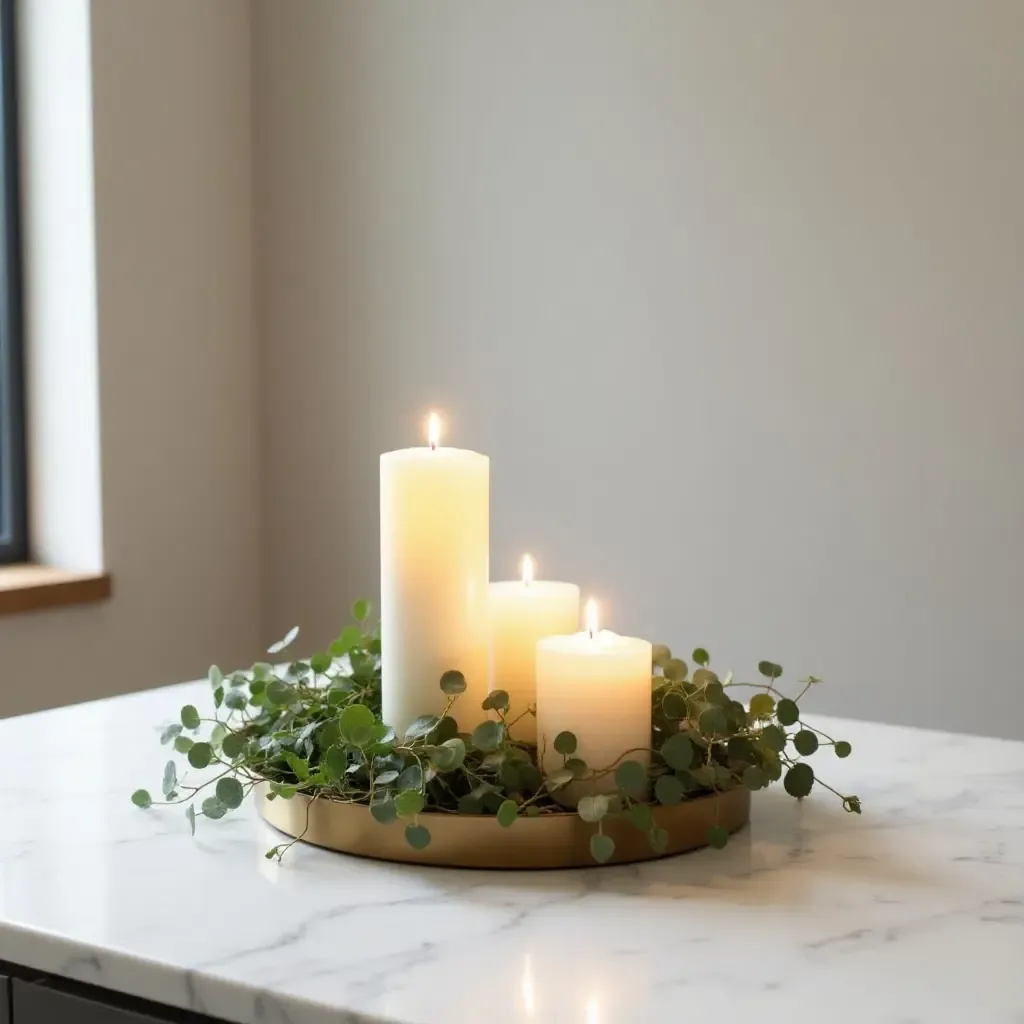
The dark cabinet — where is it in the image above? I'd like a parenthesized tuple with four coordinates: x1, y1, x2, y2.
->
(12, 980, 165, 1023)
(1, 975, 9, 1024)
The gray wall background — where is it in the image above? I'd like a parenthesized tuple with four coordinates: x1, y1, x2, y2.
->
(255, 1, 1024, 739)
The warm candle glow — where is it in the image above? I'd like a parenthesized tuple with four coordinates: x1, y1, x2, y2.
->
(521, 554, 534, 587)
(585, 598, 598, 639)
(427, 411, 441, 450)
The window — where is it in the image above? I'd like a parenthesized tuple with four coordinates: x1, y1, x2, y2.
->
(0, 0, 25, 565)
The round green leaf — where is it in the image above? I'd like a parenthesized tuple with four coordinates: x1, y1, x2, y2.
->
(707, 824, 729, 849)
(394, 790, 425, 817)
(758, 660, 782, 679)
(544, 767, 574, 791)
(208, 665, 223, 688)
(843, 795, 862, 813)
(221, 732, 245, 759)
(742, 765, 768, 791)
(439, 669, 467, 695)
(793, 729, 819, 756)
(457, 795, 482, 815)
(553, 730, 577, 756)
(663, 658, 688, 682)
(835, 740, 852, 759)
(180, 705, 201, 730)
(471, 720, 504, 752)
(784, 762, 814, 798)
(309, 651, 332, 674)
(496, 799, 519, 827)
(660, 733, 694, 771)
(692, 647, 709, 667)
(224, 689, 248, 712)
(590, 833, 615, 864)
(202, 796, 226, 820)
(187, 742, 212, 769)
(628, 803, 653, 832)
(266, 679, 298, 707)
(339, 703, 376, 745)
(748, 693, 776, 718)
(650, 826, 670, 853)
(160, 723, 183, 745)
(396, 764, 422, 792)
(615, 759, 648, 797)
(405, 824, 431, 850)
(131, 789, 152, 809)
(162, 760, 177, 798)
(370, 798, 397, 824)
(352, 598, 370, 622)
(661, 691, 687, 718)
(651, 643, 672, 667)
(267, 625, 299, 654)
(174, 735, 194, 755)
(776, 698, 800, 726)
(698, 706, 727, 736)
(404, 714, 439, 740)
(565, 757, 589, 779)
(577, 794, 609, 823)
(655, 774, 685, 805)
(760, 724, 787, 752)
(216, 776, 244, 810)
(440, 737, 466, 770)
(482, 689, 510, 712)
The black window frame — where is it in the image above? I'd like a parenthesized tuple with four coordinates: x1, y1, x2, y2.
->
(0, 0, 25, 566)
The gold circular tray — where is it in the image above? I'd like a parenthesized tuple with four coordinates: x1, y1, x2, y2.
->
(257, 784, 750, 869)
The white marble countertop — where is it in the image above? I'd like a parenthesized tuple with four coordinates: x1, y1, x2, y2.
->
(0, 681, 1022, 1024)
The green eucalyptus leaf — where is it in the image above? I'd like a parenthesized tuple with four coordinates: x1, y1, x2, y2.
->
(352, 598, 371, 621)
(160, 723, 182, 745)
(208, 665, 223, 688)
(590, 833, 615, 863)
(131, 789, 152, 809)
(758, 660, 782, 679)
(748, 693, 776, 718)
(471, 720, 504, 752)
(396, 764, 423, 792)
(439, 670, 467, 695)
(370, 797, 397, 824)
(222, 732, 246, 759)
(651, 643, 672, 668)
(187, 742, 213, 769)
(776, 698, 800, 726)
(784, 762, 814, 798)
(186, 803, 196, 835)
(266, 680, 298, 707)
(760, 724, 787, 752)
(216, 776, 244, 809)
(843, 795, 862, 813)
(793, 729, 819, 756)
(654, 774, 685, 805)
(650, 826, 670, 854)
(553, 731, 577, 756)
(394, 790, 425, 817)
(161, 760, 177, 798)
(742, 765, 768, 790)
(482, 689, 510, 712)
(663, 658, 688, 682)
(224, 689, 248, 711)
(692, 647, 709, 667)
(309, 652, 332, 674)
(661, 691, 687, 718)
(544, 768, 574, 791)
(405, 715, 439, 740)
(267, 625, 299, 655)
(284, 751, 310, 781)
(577, 794, 609, 823)
(615, 759, 648, 797)
(707, 824, 729, 849)
(565, 757, 589, 779)
(660, 733, 694, 770)
(698, 706, 727, 736)
(439, 737, 466, 769)
(405, 824, 431, 850)
(496, 799, 518, 827)
(180, 705, 201, 730)
(339, 704, 376, 745)
(202, 796, 226, 820)
(174, 735, 194, 755)
(835, 740, 852, 758)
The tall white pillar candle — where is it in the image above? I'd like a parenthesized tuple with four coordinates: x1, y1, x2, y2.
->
(536, 600, 652, 795)
(381, 413, 489, 736)
(489, 555, 580, 744)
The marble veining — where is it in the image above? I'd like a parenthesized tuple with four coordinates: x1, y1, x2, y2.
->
(0, 681, 1022, 1024)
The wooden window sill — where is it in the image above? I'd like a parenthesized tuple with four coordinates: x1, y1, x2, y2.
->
(0, 564, 112, 616)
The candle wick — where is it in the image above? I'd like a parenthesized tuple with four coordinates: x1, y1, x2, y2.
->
(588, 627, 593, 640)
(429, 441, 436, 451)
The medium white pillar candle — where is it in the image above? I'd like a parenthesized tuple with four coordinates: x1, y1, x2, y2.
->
(490, 555, 580, 744)
(381, 413, 489, 736)
(536, 599, 652, 794)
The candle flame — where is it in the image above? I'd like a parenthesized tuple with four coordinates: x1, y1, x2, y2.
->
(427, 412, 441, 450)
(521, 554, 534, 586)
(585, 998, 601, 1024)
(521, 955, 535, 1016)
(585, 598, 598, 639)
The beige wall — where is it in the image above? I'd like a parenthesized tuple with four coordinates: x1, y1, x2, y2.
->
(254, 1, 1024, 739)
(0, 0, 260, 716)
